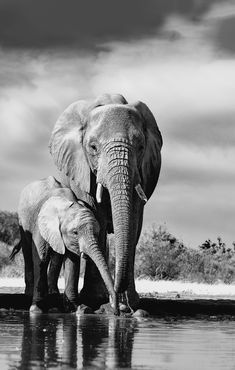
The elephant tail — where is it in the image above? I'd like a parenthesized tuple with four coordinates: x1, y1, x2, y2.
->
(9, 241, 22, 261)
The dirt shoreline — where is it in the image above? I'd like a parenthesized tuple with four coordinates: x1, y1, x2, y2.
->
(0, 292, 235, 317)
(1, 278, 235, 300)
(0, 278, 235, 316)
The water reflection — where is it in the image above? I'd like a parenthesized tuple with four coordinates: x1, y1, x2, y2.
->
(78, 315, 137, 368)
(17, 314, 63, 369)
(1, 312, 235, 369)
(4, 312, 137, 369)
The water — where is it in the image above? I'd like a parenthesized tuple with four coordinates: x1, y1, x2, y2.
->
(0, 311, 235, 369)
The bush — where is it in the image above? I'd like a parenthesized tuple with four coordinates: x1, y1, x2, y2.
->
(0, 211, 20, 246)
(198, 237, 235, 284)
(0, 211, 23, 277)
(135, 225, 192, 280)
(0, 241, 24, 277)
(134, 225, 235, 284)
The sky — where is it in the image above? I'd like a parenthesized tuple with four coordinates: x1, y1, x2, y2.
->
(0, 0, 234, 248)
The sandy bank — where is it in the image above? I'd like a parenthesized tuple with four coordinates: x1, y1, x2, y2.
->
(0, 278, 235, 298)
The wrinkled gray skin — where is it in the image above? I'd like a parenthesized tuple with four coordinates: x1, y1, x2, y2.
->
(15, 176, 118, 313)
(49, 93, 162, 310)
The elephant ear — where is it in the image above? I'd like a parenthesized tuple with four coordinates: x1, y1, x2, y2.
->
(38, 196, 73, 257)
(133, 101, 163, 200)
(49, 95, 127, 196)
(49, 100, 91, 193)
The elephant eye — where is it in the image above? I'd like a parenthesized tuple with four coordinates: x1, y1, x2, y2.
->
(72, 229, 78, 235)
(89, 142, 98, 154)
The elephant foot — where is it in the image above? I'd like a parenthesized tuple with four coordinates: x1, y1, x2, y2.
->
(47, 293, 64, 312)
(95, 291, 140, 316)
(94, 302, 119, 315)
(119, 290, 140, 313)
(29, 304, 44, 314)
(63, 294, 78, 313)
(76, 304, 94, 315)
(95, 303, 113, 315)
(79, 288, 109, 310)
(132, 309, 149, 318)
(48, 307, 61, 313)
(95, 302, 133, 316)
(119, 303, 132, 313)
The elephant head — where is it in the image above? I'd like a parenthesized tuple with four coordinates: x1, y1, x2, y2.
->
(38, 196, 118, 313)
(49, 93, 162, 295)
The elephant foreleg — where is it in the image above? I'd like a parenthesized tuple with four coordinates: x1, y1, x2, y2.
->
(21, 228, 34, 297)
(30, 242, 50, 312)
(48, 251, 63, 295)
(63, 251, 80, 311)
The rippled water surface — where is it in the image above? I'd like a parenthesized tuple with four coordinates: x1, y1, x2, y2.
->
(0, 311, 235, 369)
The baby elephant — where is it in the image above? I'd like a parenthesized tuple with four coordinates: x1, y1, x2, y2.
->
(12, 176, 118, 314)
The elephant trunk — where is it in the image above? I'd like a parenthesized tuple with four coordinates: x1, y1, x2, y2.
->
(84, 235, 119, 315)
(106, 143, 133, 294)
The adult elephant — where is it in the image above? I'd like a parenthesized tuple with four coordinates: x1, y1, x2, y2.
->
(49, 93, 162, 310)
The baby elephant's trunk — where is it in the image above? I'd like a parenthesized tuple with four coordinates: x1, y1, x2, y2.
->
(84, 237, 119, 315)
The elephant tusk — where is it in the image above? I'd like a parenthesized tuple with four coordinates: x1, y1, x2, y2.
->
(135, 184, 148, 203)
(96, 183, 103, 203)
(81, 252, 87, 260)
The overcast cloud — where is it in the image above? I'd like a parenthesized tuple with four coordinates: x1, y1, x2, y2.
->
(0, 0, 221, 49)
(0, 0, 234, 247)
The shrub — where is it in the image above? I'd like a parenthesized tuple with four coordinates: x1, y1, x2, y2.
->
(197, 237, 235, 284)
(0, 211, 23, 277)
(0, 211, 20, 245)
(0, 241, 24, 277)
(134, 225, 235, 284)
(135, 225, 192, 280)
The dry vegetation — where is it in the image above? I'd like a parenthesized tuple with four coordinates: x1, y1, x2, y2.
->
(0, 211, 24, 277)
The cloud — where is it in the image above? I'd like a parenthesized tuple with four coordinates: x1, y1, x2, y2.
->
(205, 1, 235, 54)
(0, 0, 226, 50)
(161, 145, 235, 185)
(144, 180, 235, 247)
(0, 49, 101, 210)
(168, 112, 235, 148)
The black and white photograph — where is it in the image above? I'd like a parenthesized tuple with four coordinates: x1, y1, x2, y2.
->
(0, 1, 235, 369)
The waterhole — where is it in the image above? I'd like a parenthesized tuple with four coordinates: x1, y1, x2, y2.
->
(0, 311, 235, 369)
